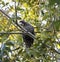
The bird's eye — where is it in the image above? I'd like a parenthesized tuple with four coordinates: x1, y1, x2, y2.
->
(19, 22, 24, 26)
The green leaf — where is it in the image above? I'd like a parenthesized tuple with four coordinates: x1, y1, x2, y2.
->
(0, 34, 9, 42)
(5, 46, 11, 52)
(5, 41, 14, 46)
(2, 1, 5, 6)
(6, 3, 9, 5)
(54, 20, 60, 30)
(17, 7, 24, 11)
(18, 49, 23, 54)
(49, 0, 60, 6)
(55, 0, 60, 4)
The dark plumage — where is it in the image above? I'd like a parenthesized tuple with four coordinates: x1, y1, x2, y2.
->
(19, 20, 35, 48)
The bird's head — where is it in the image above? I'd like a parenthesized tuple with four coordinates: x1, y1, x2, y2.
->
(20, 20, 25, 26)
(19, 20, 29, 27)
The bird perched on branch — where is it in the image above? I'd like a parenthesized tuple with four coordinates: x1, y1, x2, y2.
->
(19, 20, 35, 48)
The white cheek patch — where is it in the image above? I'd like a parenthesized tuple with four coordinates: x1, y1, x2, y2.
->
(17, 21, 23, 25)
(19, 22, 23, 25)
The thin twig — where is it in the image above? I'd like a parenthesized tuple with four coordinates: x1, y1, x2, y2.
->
(15, 1, 17, 23)
(0, 32, 22, 34)
(0, 10, 11, 19)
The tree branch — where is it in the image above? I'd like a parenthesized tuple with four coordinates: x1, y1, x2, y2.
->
(0, 9, 36, 40)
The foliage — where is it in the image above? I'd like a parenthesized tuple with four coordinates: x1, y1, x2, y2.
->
(0, 0, 60, 62)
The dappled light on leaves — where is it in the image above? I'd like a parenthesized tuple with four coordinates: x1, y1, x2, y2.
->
(0, 0, 60, 62)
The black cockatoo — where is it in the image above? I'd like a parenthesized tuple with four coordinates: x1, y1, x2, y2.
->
(19, 20, 35, 48)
